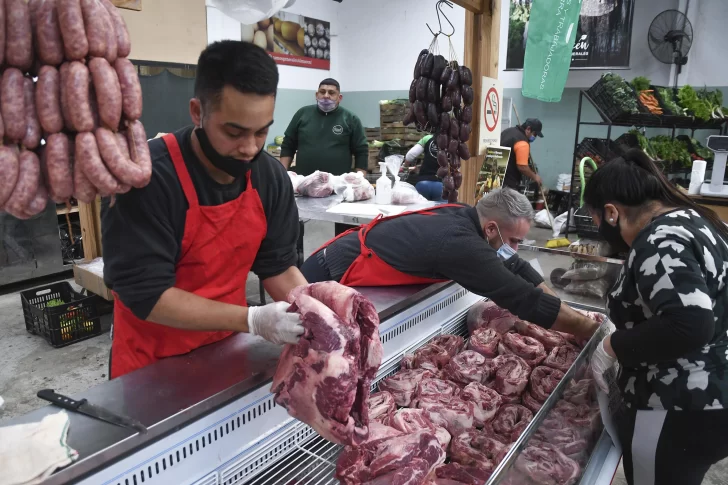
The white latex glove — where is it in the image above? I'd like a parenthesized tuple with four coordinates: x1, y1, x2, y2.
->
(248, 302, 304, 345)
(591, 336, 618, 393)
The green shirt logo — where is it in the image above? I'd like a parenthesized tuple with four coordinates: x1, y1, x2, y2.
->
(332, 125, 344, 135)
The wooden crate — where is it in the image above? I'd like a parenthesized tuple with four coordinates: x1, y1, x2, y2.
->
(365, 127, 381, 142)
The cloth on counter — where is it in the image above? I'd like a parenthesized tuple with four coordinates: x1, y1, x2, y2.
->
(0, 411, 78, 485)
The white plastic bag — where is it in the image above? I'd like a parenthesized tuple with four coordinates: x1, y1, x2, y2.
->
(205, 0, 293, 25)
(333, 172, 375, 202)
(551, 211, 570, 238)
(287, 171, 305, 193)
(534, 209, 552, 229)
(384, 155, 404, 178)
(297, 171, 334, 198)
(392, 181, 427, 205)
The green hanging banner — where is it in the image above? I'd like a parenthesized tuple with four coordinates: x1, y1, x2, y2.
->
(521, 0, 584, 102)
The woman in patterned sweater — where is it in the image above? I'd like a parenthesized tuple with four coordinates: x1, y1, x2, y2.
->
(585, 149, 728, 485)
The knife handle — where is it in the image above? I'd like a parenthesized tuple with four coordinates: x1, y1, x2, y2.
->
(37, 389, 87, 411)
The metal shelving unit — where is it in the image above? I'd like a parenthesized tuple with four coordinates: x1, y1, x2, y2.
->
(565, 89, 727, 237)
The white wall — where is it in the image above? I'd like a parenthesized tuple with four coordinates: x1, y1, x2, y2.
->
(498, 0, 678, 89)
(335, 0, 466, 92)
(206, 0, 342, 90)
(683, 0, 728, 87)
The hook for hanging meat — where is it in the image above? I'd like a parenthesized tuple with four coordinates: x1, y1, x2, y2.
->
(426, 0, 456, 38)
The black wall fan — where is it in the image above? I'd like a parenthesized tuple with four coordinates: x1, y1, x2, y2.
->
(648, 9, 693, 88)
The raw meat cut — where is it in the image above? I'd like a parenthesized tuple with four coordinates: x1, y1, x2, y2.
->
(532, 427, 588, 459)
(514, 320, 566, 351)
(554, 401, 601, 437)
(430, 463, 492, 485)
(360, 422, 406, 445)
(430, 334, 465, 356)
(379, 368, 435, 407)
(466, 300, 517, 335)
(296, 170, 334, 197)
(413, 378, 461, 407)
(563, 379, 595, 405)
(528, 366, 565, 402)
(543, 345, 580, 373)
(369, 391, 397, 424)
(335, 430, 446, 485)
(414, 342, 452, 374)
(521, 391, 543, 413)
(555, 330, 586, 349)
(450, 429, 508, 470)
(443, 351, 488, 386)
(489, 404, 533, 443)
(484, 354, 531, 401)
(498, 333, 546, 367)
(460, 382, 502, 427)
(271, 283, 382, 446)
(401, 353, 416, 369)
(514, 445, 581, 485)
(468, 327, 500, 358)
(389, 408, 452, 450)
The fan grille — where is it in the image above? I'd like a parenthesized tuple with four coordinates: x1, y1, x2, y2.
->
(648, 9, 693, 64)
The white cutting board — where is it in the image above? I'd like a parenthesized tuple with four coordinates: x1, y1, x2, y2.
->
(325, 203, 407, 218)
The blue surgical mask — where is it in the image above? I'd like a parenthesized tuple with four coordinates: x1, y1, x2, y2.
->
(494, 224, 517, 261)
(317, 98, 337, 113)
(528, 135, 536, 142)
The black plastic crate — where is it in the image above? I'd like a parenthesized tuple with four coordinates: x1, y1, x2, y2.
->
(21, 282, 102, 348)
(573, 207, 600, 240)
(651, 85, 683, 116)
(586, 76, 649, 123)
(575, 138, 624, 165)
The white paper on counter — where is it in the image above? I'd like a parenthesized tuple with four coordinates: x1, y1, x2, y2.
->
(325, 203, 406, 218)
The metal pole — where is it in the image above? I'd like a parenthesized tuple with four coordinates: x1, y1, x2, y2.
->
(566, 91, 585, 237)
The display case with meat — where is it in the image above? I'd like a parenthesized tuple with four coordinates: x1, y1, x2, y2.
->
(368, 391, 397, 425)
(414, 342, 452, 374)
(460, 382, 502, 427)
(528, 366, 565, 403)
(429, 462, 492, 485)
(531, 428, 589, 465)
(378, 368, 435, 407)
(360, 422, 405, 445)
(466, 300, 518, 335)
(511, 445, 581, 485)
(563, 378, 596, 405)
(498, 332, 547, 367)
(514, 320, 567, 351)
(488, 404, 533, 443)
(484, 354, 531, 403)
(430, 334, 465, 357)
(443, 350, 488, 386)
(335, 430, 446, 485)
(543, 345, 580, 373)
(467, 327, 500, 358)
(389, 408, 451, 450)
(418, 396, 474, 437)
(413, 378, 461, 407)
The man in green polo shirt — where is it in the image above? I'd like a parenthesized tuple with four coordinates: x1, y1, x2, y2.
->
(280, 78, 368, 176)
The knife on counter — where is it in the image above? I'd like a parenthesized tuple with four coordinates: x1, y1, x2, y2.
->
(37, 389, 148, 434)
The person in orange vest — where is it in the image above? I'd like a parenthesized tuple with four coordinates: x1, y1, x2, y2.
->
(301, 188, 598, 338)
(102, 41, 307, 378)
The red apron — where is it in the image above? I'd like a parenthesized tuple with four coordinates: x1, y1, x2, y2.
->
(110, 134, 267, 378)
(317, 204, 463, 287)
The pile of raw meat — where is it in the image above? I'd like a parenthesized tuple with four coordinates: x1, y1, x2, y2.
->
(0, 0, 150, 220)
(271, 282, 383, 446)
(289, 170, 374, 202)
(334, 300, 601, 485)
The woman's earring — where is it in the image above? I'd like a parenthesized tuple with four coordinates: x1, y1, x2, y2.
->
(609, 218, 614, 222)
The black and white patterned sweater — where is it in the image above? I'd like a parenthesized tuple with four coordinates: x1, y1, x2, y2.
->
(608, 208, 728, 411)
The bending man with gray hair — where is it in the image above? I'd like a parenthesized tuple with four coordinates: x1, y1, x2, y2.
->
(301, 188, 598, 338)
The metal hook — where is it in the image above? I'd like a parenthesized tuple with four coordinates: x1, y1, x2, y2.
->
(426, 0, 455, 38)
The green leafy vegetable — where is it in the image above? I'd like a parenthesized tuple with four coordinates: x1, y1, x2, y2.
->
(657, 87, 683, 115)
(601, 73, 639, 114)
(678, 85, 713, 121)
(649, 135, 692, 167)
(691, 138, 714, 161)
(628, 129, 656, 159)
(631, 76, 651, 92)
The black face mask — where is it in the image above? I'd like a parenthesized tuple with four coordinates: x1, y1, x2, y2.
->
(195, 127, 263, 178)
(599, 210, 629, 254)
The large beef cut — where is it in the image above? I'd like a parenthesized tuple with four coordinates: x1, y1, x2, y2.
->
(429, 463, 492, 485)
(271, 283, 382, 446)
(498, 332, 546, 367)
(514, 320, 566, 351)
(443, 350, 488, 386)
(466, 300, 518, 335)
(460, 382, 502, 427)
(554, 401, 601, 438)
(450, 429, 509, 471)
(414, 378, 461, 405)
(488, 404, 533, 443)
(468, 327, 500, 358)
(543, 345, 580, 373)
(369, 391, 397, 424)
(297, 170, 334, 197)
(563, 378, 595, 405)
(484, 354, 531, 402)
(416, 385, 475, 437)
(529, 366, 565, 402)
(414, 342, 452, 374)
(514, 445, 581, 485)
(389, 408, 452, 450)
(361, 422, 406, 444)
(379, 368, 435, 407)
(532, 427, 589, 462)
(430, 334, 466, 356)
(522, 390, 544, 413)
(335, 430, 446, 485)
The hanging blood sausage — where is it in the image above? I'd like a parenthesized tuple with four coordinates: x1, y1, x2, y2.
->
(409, 79, 417, 103)
(462, 85, 474, 106)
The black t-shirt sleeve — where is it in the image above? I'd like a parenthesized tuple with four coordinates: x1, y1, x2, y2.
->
(434, 224, 560, 328)
(101, 163, 181, 320)
(251, 156, 300, 279)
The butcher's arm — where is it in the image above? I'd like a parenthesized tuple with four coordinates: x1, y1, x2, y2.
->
(550, 305, 599, 340)
(263, 266, 308, 302)
(148, 288, 249, 332)
(538, 282, 558, 297)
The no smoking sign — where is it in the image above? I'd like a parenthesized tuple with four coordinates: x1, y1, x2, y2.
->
(484, 88, 500, 132)
(479, 76, 503, 155)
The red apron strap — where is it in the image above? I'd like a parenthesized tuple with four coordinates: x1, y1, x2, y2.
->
(162, 133, 199, 209)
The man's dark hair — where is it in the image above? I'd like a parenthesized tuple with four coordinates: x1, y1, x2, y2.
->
(194, 40, 279, 109)
(319, 78, 340, 91)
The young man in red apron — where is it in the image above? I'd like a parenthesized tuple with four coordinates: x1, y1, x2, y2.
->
(301, 188, 598, 339)
(102, 41, 308, 378)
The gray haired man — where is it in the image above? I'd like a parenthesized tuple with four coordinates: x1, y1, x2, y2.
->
(301, 188, 598, 338)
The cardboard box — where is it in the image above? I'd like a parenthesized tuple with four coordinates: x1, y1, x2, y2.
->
(73, 258, 113, 301)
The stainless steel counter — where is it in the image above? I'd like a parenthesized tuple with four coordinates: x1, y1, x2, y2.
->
(295, 194, 437, 225)
(3, 282, 451, 484)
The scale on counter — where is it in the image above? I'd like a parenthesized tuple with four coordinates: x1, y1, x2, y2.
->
(700, 135, 728, 197)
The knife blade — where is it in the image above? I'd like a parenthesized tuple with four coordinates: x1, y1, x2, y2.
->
(37, 389, 147, 434)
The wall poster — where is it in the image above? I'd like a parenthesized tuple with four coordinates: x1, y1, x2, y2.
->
(241, 12, 331, 70)
(506, 0, 635, 70)
(475, 146, 512, 203)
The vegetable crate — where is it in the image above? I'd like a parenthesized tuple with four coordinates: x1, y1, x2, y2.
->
(586, 76, 655, 124)
(21, 282, 102, 348)
(574, 138, 623, 166)
(365, 128, 381, 143)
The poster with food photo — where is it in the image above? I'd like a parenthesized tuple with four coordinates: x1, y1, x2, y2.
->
(242, 12, 331, 70)
(475, 146, 511, 202)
